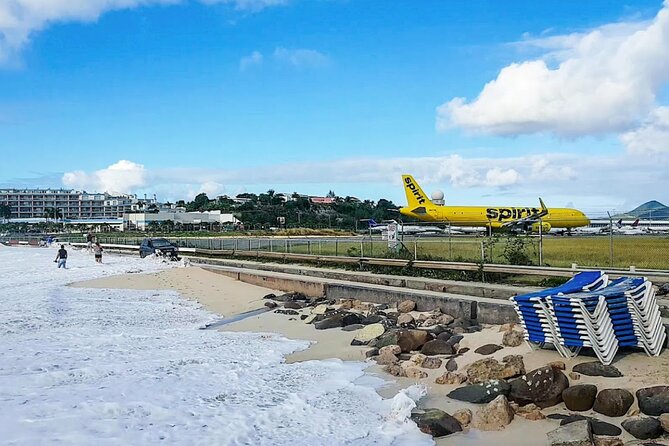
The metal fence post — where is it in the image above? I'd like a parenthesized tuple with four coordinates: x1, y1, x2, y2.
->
(539, 219, 543, 266)
(480, 240, 486, 282)
(414, 240, 418, 260)
(360, 240, 364, 257)
(308, 240, 311, 255)
(609, 216, 614, 267)
(448, 225, 453, 259)
(269, 238, 273, 252)
(335, 239, 338, 257)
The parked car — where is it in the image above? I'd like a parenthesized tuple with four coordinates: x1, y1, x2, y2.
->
(140, 238, 179, 259)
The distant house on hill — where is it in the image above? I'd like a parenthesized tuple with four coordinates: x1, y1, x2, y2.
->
(309, 196, 336, 205)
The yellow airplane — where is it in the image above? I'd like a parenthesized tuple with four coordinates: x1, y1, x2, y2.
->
(399, 174, 590, 233)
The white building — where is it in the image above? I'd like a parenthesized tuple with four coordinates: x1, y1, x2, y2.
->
(124, 209, 240, 231)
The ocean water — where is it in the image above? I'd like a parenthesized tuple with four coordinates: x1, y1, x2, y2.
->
(0, 246, 432, 446)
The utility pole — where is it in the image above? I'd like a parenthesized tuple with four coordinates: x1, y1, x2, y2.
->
(538, 218, 543, 266)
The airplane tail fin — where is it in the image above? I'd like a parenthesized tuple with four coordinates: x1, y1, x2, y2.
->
(616, 219, 623, 228)
(402, 175, 432, 211)
(632, 218, 640, 227)
(369, 219, 378, 227)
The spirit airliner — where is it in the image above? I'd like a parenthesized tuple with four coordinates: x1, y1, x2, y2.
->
(399, 175, 589, 233)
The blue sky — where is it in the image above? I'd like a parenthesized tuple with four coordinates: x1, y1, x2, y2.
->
(1, 0, 668, 216)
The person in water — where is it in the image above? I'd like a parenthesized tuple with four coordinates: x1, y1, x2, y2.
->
(54, 245, 68, 269)
(93, 242, 103, 263)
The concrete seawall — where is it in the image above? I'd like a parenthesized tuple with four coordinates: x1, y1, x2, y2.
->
(199, 262, 520, 325)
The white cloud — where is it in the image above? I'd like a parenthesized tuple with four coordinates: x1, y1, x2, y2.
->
(485, 167, 520, 187)
(0, 0, 286, 64)
(62, 159, 147, 194)
(437, 1, 669, 137)
(239, 50, 263, 71)
(272, 47, 329, 68)
(620, 106, 669, 154)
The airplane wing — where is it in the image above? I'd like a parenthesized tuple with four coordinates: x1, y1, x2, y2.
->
(501, 198, 550, 230)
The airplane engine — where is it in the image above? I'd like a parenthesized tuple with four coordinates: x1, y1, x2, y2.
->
(530, 222, 551, 233)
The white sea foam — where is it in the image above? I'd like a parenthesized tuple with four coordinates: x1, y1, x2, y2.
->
(0, 246, 433, 445)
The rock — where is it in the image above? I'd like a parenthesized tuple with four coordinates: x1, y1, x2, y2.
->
(342, 313, 363, 326)
(658, 413, 669, 432)
(421, 339, 454, 356)
(341, 323, 364, 332)
(303, 314, 317, 324)
(637, 386, 669, 416)
(502, 330, 524, 347)
(365, 348, 379, 358)
(264, 301, 278, 309)
(447, 380, 510, 404)
(572, 362, 623, 378)
(593, 389, 634, 417)
(474, 395, 514, 431)
(446, 358, 458, 372)
(452, 408, 472, 427)
(658, 283, 669, 296)
(283, 301, 303, 310)
(405, 368, 428, 379)
(621, 417, 663, 440)
(274, 309, 299, 315)
(509, 365, 569, 408)
(361, 314, 384, 325)
(410, 409, 462, 437)
(421, 318, 439, 327)
(499, 323, 517, 332)
(515, 403, 546, 420)
(396, 329, 430, 353)
(409, 353, 427, 367)
(384, 364, 405, 377)
(458, 347, 470, 355)
(263, 293, 276, 300)
(397, 313, 414, 326)
(563, 385, 598, 412)
(353, 323, 386, 344)
(437, 331, 453, 342)
(569, 372, 581, 381)
(438, 314, 455, 325)
(447, 334, 464, 345)
(547, 420, 593, 446)
(350, 338, 368, 346)
(435, 372, 467, 385)
(314, 314, 345, 330)
(421, 357, 443, 369)
(375, 346, 400, 365)
(593, 438, 623, 446)
(549, 361, 566, 370)
(560, 415, 622, 436)
(311, 304, 329, 315)
(466, 356, 525, 384)
(398, 300, 416, 313)
(475, 344, 504, 355)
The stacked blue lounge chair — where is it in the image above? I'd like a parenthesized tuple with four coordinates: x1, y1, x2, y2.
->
(511, 271, 665, 365)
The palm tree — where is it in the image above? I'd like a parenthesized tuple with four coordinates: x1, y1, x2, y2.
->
(0, 204, 11, 222)
(43, 207, 62, 222)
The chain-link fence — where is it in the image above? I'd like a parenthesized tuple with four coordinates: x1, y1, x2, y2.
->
(3, 232, 667, 271)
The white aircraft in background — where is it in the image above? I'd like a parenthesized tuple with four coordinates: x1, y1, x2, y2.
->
(367, 219, 461, 235)
(644, 224, 669, 234)
(613, 218, 645, 235)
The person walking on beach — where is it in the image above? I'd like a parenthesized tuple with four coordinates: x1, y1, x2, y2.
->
(86, 231, 94, 252)
(54, 245, 68, 269)
(93, 242, 103, 263)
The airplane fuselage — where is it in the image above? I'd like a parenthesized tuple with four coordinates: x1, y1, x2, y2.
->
(399, 205, 590, 230)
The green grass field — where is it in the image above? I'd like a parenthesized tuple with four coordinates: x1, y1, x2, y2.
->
(278, 236, 669, 270)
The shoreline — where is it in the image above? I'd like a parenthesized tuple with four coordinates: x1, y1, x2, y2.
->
(75, 265, 669, 446)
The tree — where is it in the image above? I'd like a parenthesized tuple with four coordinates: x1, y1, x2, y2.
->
(43, 207, 62, 221)
(147, 204, 160, 213)
(0, 204, 11, 221)
(187, 193, 211, 211)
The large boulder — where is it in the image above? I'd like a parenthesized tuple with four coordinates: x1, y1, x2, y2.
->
(509, 365, 569, 408)
(572, 362, 623, 378)
(435, 371, 467, 385)
(474, 394, 514, 431)
(421, 339, 454, 356)
(452, 408, 472, 427)
(397, 313, 415, 327)
(593, 389, 634, 417)
(563, 384, 598, 412)
(637, 386, 669, 416)
(410, 409, 462, 437)
(659, 413, 669, 432)
(314, 314, 345, 330)
(546, 420, 593, 446)
(396, 329, 430, 353)
(621, 416, 663, 440)
(398, 300, 416, 313)
(342, 313, 363, 326)
(467, 356, 525, 384)
(353, 323, 386, 344)
(447, 380, 510, 404)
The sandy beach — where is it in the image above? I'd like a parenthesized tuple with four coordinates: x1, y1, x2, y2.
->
(76, 264, 669, 445)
